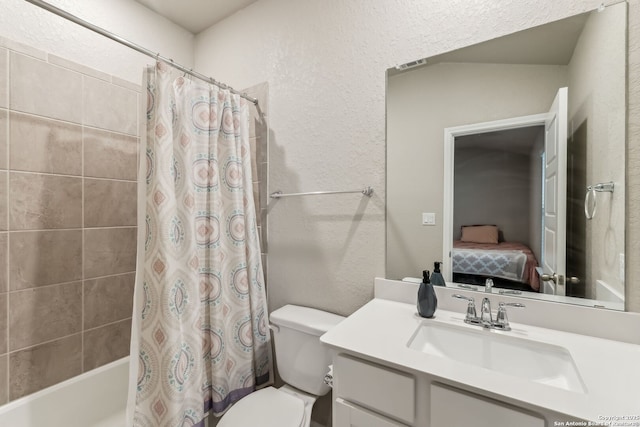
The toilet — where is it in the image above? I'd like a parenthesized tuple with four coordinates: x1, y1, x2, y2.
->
(218, 304, 345, 427)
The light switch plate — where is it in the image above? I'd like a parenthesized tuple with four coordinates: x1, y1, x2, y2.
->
(422, 212, 436, 225)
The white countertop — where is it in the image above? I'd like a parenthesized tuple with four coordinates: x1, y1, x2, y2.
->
(320, 298, 640, 422)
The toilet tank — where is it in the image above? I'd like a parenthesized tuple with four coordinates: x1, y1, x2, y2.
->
(269, 305, 344, 396)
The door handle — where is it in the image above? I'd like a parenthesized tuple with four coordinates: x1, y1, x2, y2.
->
(540, 273, 567, 286)
(568, 276, 580, 284)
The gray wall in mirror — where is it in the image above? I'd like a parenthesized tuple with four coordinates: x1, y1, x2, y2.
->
(386, 3, 633, 309)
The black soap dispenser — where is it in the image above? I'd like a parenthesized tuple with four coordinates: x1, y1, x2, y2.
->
(417, 270, 438, 318)
(431, 262, 446, 287)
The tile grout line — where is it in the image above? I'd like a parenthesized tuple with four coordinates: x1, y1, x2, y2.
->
(9, 168, 138, 183)
(9, 109, 139, 139)
(81, 78, 85, 374)
(8, 225, 137, 233)
(6, 316, 132, 357)
(4, 46, 10, 403)
(4, 41, 141, 92)
(7, 270, 136, 294)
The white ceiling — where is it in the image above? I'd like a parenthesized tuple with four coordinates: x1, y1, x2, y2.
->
(133, 0, 258, 34)
(390, 12, 590, 75)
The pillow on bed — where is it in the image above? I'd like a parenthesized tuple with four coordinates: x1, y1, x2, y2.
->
(460, 225, 499, 244)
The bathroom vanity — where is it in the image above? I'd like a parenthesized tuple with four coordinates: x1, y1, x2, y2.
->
(320, 279, 640, 427)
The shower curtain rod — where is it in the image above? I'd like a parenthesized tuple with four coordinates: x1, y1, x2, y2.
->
(23, 0, 258, 105)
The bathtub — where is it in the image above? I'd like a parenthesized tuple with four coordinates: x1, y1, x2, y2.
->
(0, 357, 129, 427)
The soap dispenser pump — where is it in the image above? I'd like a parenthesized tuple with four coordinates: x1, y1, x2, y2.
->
(417, 270, 438, 318)
(431, 262, 446, 287)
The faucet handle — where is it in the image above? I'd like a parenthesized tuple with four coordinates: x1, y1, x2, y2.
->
(452, 294, 480, 325)
(494, 302, 525, 331)
(499, 289, 522, 295)
(499, 302, 526, 308)
(452, 294, 474, 302)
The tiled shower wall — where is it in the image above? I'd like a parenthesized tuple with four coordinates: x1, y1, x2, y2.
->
(0, 38, 140, 403)
(0, 38, 269, 405)
(245, 82, 269, 282)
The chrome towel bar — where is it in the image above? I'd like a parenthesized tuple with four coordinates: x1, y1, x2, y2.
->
(584, 181, 614, 220)
(270, 187, 374, 199)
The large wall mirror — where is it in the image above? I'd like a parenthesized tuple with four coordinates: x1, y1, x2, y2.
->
(386, 3, 627, 309)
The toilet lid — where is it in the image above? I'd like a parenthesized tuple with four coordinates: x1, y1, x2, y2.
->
(218, 387, 305, 427)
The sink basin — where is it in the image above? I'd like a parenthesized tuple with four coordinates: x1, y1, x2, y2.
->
(407, 322, 586, 393)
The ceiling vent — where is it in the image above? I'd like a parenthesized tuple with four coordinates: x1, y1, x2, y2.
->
(395, 58, 427, 70)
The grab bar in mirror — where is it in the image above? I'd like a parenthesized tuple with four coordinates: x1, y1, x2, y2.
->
(584, 181, 614, 220)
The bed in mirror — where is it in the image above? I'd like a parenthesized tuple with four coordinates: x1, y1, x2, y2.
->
(386, 2, 627, 310)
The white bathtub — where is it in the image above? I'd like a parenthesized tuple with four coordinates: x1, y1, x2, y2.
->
(0, 357, 129, 427)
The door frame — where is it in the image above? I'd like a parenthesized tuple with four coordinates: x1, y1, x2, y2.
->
(442, 113, 549, 282)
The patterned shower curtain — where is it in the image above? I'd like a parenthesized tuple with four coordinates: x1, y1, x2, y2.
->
(127, 61, 272, 427)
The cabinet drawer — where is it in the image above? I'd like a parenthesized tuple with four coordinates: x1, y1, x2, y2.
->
(335, 398, 410, 427)
(430, 383, 545, 427)
(335, 354, 415, 425)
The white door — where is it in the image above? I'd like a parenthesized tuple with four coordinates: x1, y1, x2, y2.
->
(541, 87, 568, 295)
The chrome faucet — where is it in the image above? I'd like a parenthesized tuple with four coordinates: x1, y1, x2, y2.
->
(452, 295, 525, 331)
(485, 278, 494, 293)
(480, 297, 493, 327)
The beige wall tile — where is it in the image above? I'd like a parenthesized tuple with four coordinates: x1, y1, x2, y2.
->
(245, 82, 268, 141)
(10, 53, 82, 124)
(0, 293, 6, 354)
(0, 172, 6, 231)
(47, 54, 111, 83)
(0, 354, 6, 405)
(249, 137, 259, 182)
(84, 227, 136, 279)
(84, 128, 138, 180)
(0, 49, 7, 109)
(84, 273, 135, 329)
(0, 109, 7, 168)
(10, 230, 82, 290)
(83, 319, 131, 372)
(10, 173, 82, 230)
(0, 37, 47, 61)
(9, 282, 81, 350)
(84, 179, 137, 227)
(9, 334, 82, 400)
(9, 112, 82, 175)
(83, 76, 137, 135)
(111, 76, 141, 93)
(0, 233, 6, 292)
(253, 182, 260, 227)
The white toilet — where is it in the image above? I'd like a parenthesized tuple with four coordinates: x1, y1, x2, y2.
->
(218, 304, 345, 427)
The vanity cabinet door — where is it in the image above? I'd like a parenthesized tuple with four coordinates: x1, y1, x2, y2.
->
(334, 354, 415, 424)
(335, 398, 411, 427)
(430, 384, 545, 427)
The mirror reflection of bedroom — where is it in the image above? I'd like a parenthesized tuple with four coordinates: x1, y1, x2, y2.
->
(452, 119, 588, 296)
(452, 126, 547, 293)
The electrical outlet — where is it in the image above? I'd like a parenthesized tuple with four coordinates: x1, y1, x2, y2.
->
(422, 212, 436, 226)
(619, 253, 625, 282)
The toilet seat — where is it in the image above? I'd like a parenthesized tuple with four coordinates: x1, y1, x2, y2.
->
(217, 387, 305, 427)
